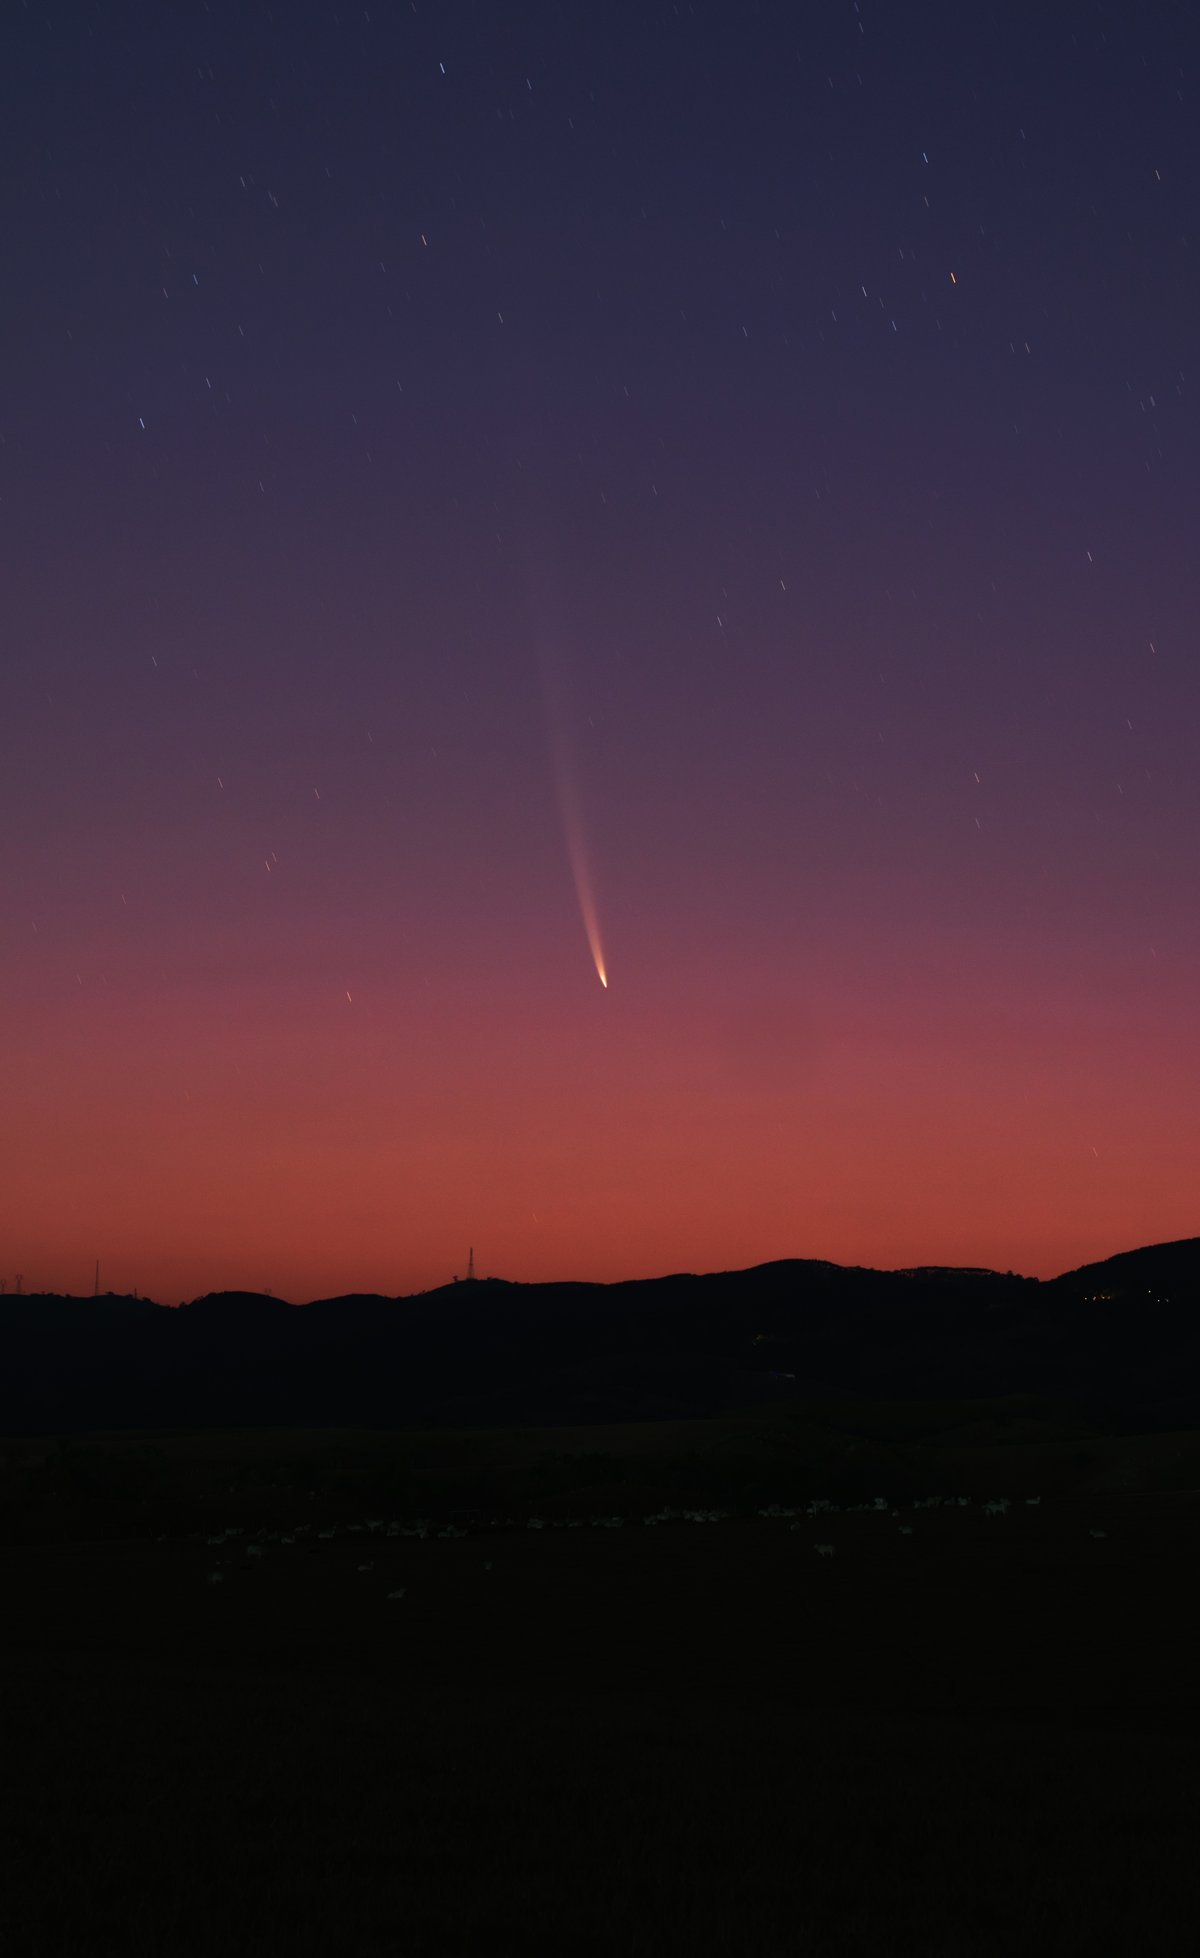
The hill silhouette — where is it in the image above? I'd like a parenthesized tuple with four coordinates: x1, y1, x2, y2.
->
(2, 1239, 1196, 1434)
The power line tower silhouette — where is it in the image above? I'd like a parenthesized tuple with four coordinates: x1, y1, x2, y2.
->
(467, 1247, 475, 1282)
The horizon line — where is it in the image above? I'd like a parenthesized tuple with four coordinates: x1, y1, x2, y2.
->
(6, 1233, 1197, 1308)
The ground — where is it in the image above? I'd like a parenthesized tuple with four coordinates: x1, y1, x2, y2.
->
(1, 1416, 1198, 1954)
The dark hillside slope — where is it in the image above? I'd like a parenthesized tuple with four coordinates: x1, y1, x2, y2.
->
(1, 1242, 1196, 1433)
(1049, 1237, 1200, 1299)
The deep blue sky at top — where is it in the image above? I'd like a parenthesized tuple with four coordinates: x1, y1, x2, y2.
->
(6, 2, 1196, 736)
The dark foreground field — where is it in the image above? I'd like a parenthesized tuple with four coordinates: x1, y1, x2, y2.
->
(2, 1412, 1199, 1956)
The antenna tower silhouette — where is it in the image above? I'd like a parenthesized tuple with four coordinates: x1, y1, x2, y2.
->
(94, 1260, 100, 1298)
(467, 1246, 475, 1282)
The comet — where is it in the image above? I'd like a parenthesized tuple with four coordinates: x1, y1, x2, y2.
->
(553, 748, 608, 988)
(538, 640, 608, 990)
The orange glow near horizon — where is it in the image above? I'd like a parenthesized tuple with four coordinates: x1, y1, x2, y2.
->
(6, 913, 1197, 1302)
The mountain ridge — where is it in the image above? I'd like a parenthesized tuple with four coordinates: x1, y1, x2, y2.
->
(2, 1238, 1195, 1435)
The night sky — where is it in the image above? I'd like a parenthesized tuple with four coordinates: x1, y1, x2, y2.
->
(5, 1, 1198, 1302)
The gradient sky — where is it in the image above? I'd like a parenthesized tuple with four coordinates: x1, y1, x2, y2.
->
(4, 0, 1198, 1301)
